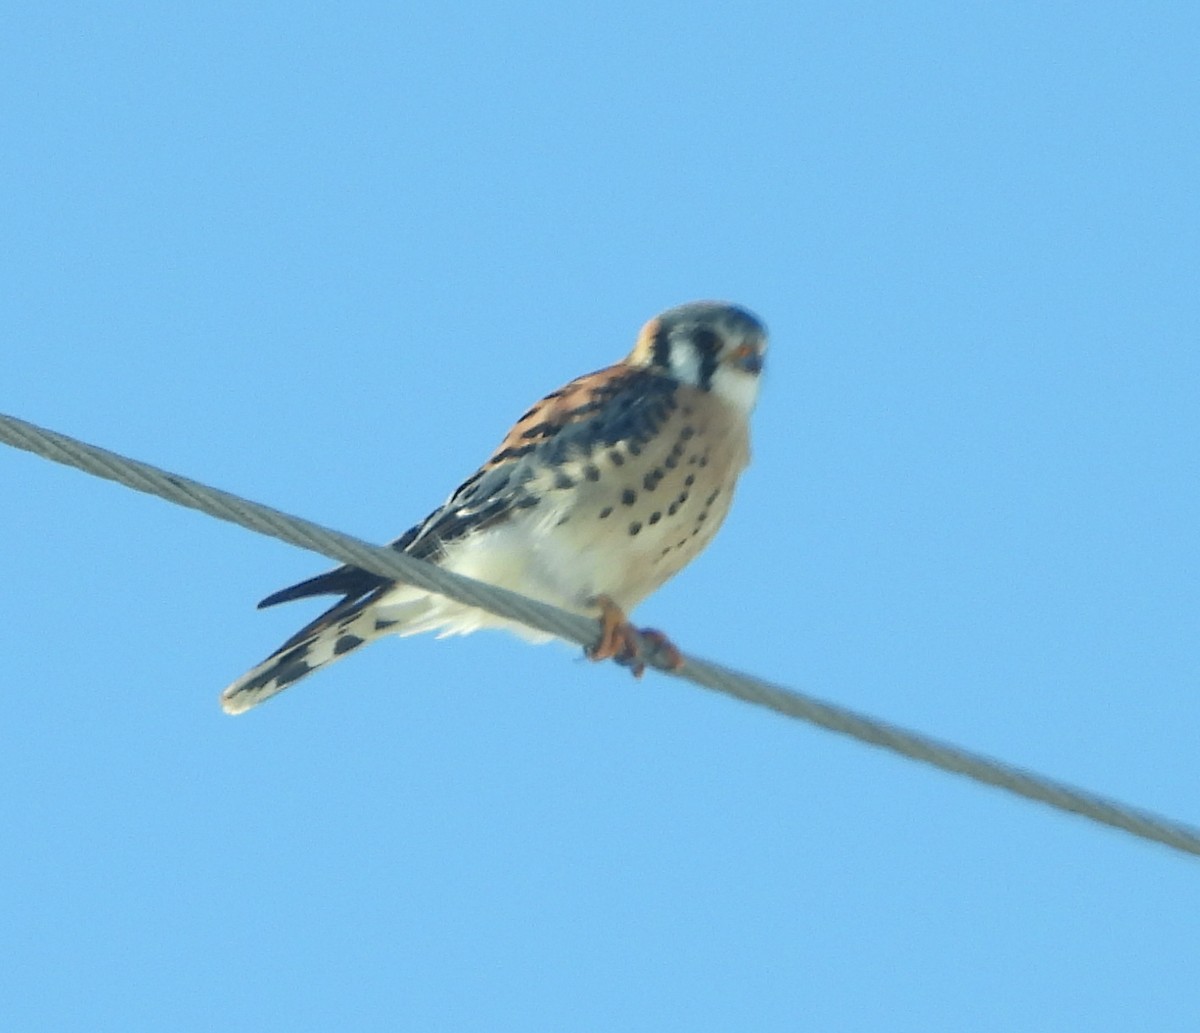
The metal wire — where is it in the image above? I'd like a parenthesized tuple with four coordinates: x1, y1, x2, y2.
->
(2, 409, 1197, 859)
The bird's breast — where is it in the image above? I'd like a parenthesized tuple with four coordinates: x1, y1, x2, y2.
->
(516, 385, 750, 610)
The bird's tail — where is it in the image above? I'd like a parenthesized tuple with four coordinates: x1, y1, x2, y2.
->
(219, 599, 376, 714)
(220, 568, 458, 715)
(221, 557, 558, 712)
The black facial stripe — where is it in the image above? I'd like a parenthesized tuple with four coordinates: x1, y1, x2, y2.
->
(692, 328, 721, 389)
(651, 323, 672, 369)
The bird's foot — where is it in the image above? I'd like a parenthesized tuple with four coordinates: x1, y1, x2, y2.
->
(586, 596, 684, 677)
(636, 628, 684, 674)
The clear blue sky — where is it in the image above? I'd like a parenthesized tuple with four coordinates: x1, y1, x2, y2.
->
(3, 3, 1198, 1030)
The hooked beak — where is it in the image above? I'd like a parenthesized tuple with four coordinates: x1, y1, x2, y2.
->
(737, 350, 764, 374)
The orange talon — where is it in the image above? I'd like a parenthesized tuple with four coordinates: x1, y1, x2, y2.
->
(586, 596, 638, 665)
(586, 596, 683, 677)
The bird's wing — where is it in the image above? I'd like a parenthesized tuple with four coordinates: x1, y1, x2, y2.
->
(398, 364, 678, 559)
(254, 364, 678, 614)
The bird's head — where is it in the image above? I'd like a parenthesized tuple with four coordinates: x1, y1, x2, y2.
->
(628, 301, 767, 414)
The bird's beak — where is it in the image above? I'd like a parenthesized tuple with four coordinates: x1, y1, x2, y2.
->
(736, 350, 764, 374)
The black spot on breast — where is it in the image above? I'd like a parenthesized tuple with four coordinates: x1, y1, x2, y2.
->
(676, 490, 690, 505)
(374, 618, 398, 632)
(554, 471, 576, 490)
(698, 455, 709, 468)
(628, 442, 643, 456)
(668, 502, 679, 516)
(584, 463, 601, 482)
(643, 469, 664, 491)
(706, 488, 720, 506)
(334, 634, 364, 656)
(609, 451, 625, 466)
(682, 405, 694, 417)
(515, 495, 541, 509)
(664, 454, 679, 470)
(621, 489, 637, 506)
(685, 474, 695, 487)
(681, 425, 695, 440)
(598, 506, 613, 519)
(629, 521, 642, 536)
(649, 511, 662, 524)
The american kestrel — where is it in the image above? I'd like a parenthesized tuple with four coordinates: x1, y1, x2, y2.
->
(221, 301, 767, 713)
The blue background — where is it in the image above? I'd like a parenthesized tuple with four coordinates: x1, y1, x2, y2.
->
(3, 3, 1198, 1030)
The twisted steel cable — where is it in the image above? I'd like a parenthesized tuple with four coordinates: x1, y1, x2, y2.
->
(3, 410, 1197, 858)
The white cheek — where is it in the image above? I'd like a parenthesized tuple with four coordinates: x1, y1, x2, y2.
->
(708, 364, 761, 414)
(668, 342, 702, 386)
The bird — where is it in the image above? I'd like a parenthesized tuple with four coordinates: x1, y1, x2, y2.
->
(220, 301, 767, 714)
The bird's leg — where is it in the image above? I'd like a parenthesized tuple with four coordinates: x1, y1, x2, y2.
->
(586, 595, 639, 666)
(586, 596, 685, 677)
